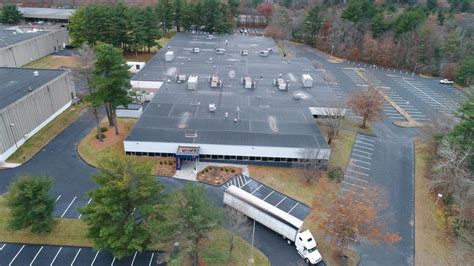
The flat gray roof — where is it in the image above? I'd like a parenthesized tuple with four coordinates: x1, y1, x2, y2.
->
(0, 67, 67, 110)
(128, 33, 338, 150)
(19, 7, 75, 20)
(0, 26, 49, 48)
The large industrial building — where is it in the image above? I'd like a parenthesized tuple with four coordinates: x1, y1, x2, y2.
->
(125, 33, 337, 165)
(0, 25, 69, 67)
(0, 67, 76, 162)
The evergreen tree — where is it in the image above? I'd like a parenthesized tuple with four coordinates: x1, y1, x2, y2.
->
(80, 157, 164, 259)
(394, 8, 427, 36)
(6, 176, 55, 234)
(156, 0, 173, 33)
(456, 56, 474, 86)
(173, 0, 183, 32)
(302, 6, 324, 45)
(91, 43, 132, 134)
(371, 12, 389, 38)
(143, 7, 161, 51)
(0, 4, 22, 24)
(426, 0, 438, 11)
(341, 0, 376, 23)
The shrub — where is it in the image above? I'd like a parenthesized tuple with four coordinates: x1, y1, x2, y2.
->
(95, 133, 106, 139)
(328, 167, 344, 183)
(100, 127, 108, 132)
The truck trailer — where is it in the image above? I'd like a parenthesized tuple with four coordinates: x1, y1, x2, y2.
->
(223, 185, 322, 265)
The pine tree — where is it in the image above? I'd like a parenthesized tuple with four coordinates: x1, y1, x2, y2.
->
(0, 4, 22, 24)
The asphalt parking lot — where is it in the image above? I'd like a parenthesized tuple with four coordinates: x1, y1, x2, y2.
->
(0, 243, 162, 266)
(339, 133, 377, 199)
(223, 174, 311, 221)
(51, 194, 91, 218)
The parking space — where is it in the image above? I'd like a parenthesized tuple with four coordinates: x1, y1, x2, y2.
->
(0, 243, 162, 266)
(390, 76, 459, 117)
(327, 81, 363, 120)
(339, 133, 376, 199)
(51, 194, 91, 219)
(223, 174, 311, 221)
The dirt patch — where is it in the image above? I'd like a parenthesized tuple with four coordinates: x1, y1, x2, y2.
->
(151, 157, 176, 177)
(197, 166, 242, 186)
(89, 123, 129, 150)
(123, 51, 156, 62)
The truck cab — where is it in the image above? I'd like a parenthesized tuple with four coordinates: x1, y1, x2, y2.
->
(295, 230, 322, 265)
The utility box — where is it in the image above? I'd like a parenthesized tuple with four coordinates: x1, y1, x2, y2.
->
(241, 76, 255, 89)
(209, 75, 222, 88)
(273, 78, 288, 91)
(259, 50, 269, 57)
(176, 73, 187, 83)
(165, 51, 175, 62)
(302, 74, 313, 88)
(215, 48, 226, 55)
(187, 75, 198, 90)
(192, 47, 200, 53)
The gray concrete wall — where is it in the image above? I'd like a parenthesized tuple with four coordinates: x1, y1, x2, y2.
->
(0, 71, 76, 157)
(0, 28, 69, 67)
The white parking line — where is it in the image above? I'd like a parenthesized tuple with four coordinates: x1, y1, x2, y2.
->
(343, 181, 366, 189)
(345, 175, 368, 183)
(250, 184, 263, 194)
(30, 246, 44, 266)
(71, 248, 81, 266)
(349, 163, 370, 171)
(263, 191, 274, 200)
(9, 245, 25, 266)
(347, 169, 369, 176)
(0, 243, 5, 250)
(61, 196, 77, 218)
(352, 159, 371, 165)
(288, 203, 299, 213)
(353, 148, 372, 155)
(91, 250, 100, 266)
(355, 140, 374, 147)
(352, 153, 372, 160)
(55, 195, 62, 203)
(111, 257, 116, 266)
(148, 252, 155, 266)
(131, 251, 138, 266)
(340, 188, 364, 197)
(357, 135, 375, 142)
(50, 247, 62, 266)
(276, 196, 287, 207)
(241, 179, 253, 189)
(78, 198, 92, 219)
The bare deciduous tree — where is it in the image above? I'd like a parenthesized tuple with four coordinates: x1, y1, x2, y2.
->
(74, 44, 103, 141)
(430, 139, 474, 239)
(314, 181, 401, 256)
(224, 207, 250, 262)
(319, 104, 346, 144)
(347, 86, 384, 128)
(294, 148, 324, 183)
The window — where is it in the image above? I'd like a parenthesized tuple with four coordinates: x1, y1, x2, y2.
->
(237, 156, 243, 160)
(230, 156, 236, 160)
(262, 157, 268, 161)
(250, 156, 255, 161)
(212, 155, 218, 159)
(224, 155, 230, 160)
(275, 157, 281, 162)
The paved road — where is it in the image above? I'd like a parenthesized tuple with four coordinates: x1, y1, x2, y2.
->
(0, 109, 308, 265)
(286, 42, 424, 266)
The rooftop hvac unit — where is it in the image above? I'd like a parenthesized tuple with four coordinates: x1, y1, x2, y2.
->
(209, 103, 216, 112)
(165, 51, 175, 62)
(175, 73, 187, 83)
(302, 74, 313, 88)
(187, 75, 198, 90)
(241, 76, 255, 89)
(215, 48, 225, 55)
(192, 47, 200, 53)
(273, 78, 288, 91)
(209, 75, 222, 88)
(240, 50, 249, 56)
(259, 50, 269, 57)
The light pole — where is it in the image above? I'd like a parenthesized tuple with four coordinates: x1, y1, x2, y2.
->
(331, 45, 335, 57)
(248, 219, 256, 264)
(433, 193, 442, 212)
(9, 123, 18, 150)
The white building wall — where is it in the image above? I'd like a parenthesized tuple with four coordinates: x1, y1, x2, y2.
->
(124, 141, 330, 160)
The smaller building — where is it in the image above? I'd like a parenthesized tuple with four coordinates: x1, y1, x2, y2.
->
(19, 7, 75, 23)
(0, 67, 76, 162)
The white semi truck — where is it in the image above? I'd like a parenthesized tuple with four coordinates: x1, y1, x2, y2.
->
(223, 185, 322, 265)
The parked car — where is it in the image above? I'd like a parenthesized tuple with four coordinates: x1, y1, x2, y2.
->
(439, 79, 454, 84)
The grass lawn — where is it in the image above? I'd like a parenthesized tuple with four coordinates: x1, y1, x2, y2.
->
(170, 228, 269, 266)
(0, 196, 92, 247)
(77, 118, 176, 176)
(414, 140, 474, 265)
(7, 103, 86, 164)
(24, 55, 80, 69)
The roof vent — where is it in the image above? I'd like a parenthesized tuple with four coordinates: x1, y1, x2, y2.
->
(33, 71, 39, 77)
